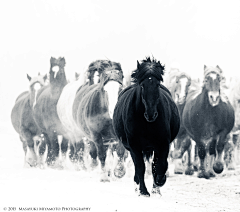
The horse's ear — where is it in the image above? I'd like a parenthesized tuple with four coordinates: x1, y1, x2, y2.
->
(216, 65, 222, 73)
(75, 72, 80, 79)
(137, 60, 140, 69)
(59, 57, 66, 67)
(43, 74, 48, 81)
(204, 65, 207, 70)
(27, 74, 31, 81)
(50, 57, 54, 63)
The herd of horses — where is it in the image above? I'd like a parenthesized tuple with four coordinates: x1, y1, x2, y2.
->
(11, 56, 240, 197)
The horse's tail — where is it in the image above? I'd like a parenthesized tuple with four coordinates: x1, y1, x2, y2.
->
(143, 150, 153, 162)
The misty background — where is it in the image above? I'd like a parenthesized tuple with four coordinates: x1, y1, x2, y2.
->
(1, 0, 240, 124)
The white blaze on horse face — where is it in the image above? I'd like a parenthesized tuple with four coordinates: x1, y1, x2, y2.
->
(179, 78, 188, 101)
(93, 72, 100, 84)
(33, 82, 41, 108)
(209, 73, 217, 80)
(52, 66, 59, 78)
(104, 81, 120, 119)
(208, 91, 220, 107)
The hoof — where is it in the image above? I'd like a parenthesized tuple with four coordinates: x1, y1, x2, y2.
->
(185, 166, 194, 175)
(90, 159, 98, 169)
(197, 170, 210, 179)
(227, 162, 236, 170)
(139, 190, 150, 197)
(100, 172, 110, 182)
(193, 165, 198, 171)
(154, 175, 166, 187)
(174, 171, 183, 175)
(208, 170, 216, 178)
(151, 185, 162, 198)
(114, 163, 126, 178)
(213, 161, 224, 174)
(134, 182, 139, 194)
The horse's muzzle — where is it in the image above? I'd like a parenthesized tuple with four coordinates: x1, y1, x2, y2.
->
(144, 112, 158, 122)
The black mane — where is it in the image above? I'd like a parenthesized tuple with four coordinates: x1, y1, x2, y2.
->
(131, 57, 165, 84)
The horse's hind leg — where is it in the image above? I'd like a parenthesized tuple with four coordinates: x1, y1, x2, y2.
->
(184, 139, 195, 175)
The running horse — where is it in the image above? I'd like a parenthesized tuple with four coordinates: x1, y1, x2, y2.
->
(182, 65, 235, 179)
(72, 61, 126, 181)
(33, 57, 69, 167)
(57, 60, 111, 167)
(11, 73, 47, 167)
(224, 77, 240, 169)
(164, 70, 195, 175)
(113, 57, 180, 197)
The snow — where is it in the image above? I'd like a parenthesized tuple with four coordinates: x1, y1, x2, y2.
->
(0, 124, 240, 212)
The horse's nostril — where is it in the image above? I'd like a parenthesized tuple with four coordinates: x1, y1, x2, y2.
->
(144, 113, 149, 119)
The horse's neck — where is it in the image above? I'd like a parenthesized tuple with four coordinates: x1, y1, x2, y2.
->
(177, 103, 185, 115)
(50, 78, 67, 98)
(29, 89, 37, 109)
(199, 87, 211, 109)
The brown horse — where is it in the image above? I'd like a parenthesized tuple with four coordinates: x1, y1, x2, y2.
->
(11, 73, 47, 167)
(72, 61, 126, 181)
(224, 77, 240, 169)
(164, 69, 194, 175)
(182, 65, 235, 179)
(57, 60, 111, 168)
(33, 57, 69, 168)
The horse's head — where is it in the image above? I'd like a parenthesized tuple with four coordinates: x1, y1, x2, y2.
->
(49, 57, 66, 84)
(132, 57, 165, 122)
(203, 65, 222, 107)
(86, 60, 111, 85)
(27, 72, 47, 107)
(100, 61, 124, 119)
(174, 73, 191, 104)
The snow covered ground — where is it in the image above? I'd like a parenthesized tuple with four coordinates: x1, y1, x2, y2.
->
(0, 123, 240, 212)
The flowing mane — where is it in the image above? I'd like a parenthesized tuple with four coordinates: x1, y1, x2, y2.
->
(131, 57, 165, 84)
(87, 60, 111, 78)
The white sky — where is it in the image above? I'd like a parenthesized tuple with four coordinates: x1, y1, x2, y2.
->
(1, 0, 240, 121)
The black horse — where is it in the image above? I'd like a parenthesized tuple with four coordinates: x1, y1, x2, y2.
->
(11, 73, 47, 167)
(113, 57, 180, 197)
(33, 57, 69, 167)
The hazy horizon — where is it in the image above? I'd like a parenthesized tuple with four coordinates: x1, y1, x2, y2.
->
(1, 0, 240, 122)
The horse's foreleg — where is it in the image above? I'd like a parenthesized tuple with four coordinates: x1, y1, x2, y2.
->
(20, 128, 37, 167)
(197, 141, 210, 179)
(113, 141, 127, 178)
(94, 135, 109, 182)
(130, 149, 149, 197)
(213, 133, 227, 174)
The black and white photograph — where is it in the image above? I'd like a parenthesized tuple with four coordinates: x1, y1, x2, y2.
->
(0, 0, 240, 211)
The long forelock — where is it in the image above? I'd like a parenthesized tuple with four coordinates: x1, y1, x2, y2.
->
(131, 63, 164, 84)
